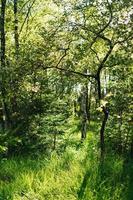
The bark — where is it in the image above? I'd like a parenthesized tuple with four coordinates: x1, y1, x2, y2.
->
(0, 0, 10, 129)
(85, 83, 89, 120)
(100, 106, 109, 157)
(9, 0, 19, 128)
(97, 73, 109, 157)
(53, 132, 57, 150)
(1, 0, 6, 63)
(14, 0, 19, 57)
(87, 83, 92, 124)
(96, 44, 113, 158)
(80, 85, 88, 140)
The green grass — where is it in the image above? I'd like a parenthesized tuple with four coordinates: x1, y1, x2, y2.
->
(0, 129, 133, 200)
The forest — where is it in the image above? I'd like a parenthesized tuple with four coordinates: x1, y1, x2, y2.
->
(0, 0, 133, 199)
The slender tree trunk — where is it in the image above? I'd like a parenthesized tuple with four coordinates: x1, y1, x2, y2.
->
(100, 106, 109, 157)
(10, 0, 19, 127)
(85, 83, 89, 120)
(0, 1, 6, 64)
(53, 132, 57, 150)
(97, 73, 109, 158)
(80, 85, 88, 140)
(0, 0, 10, 130)
(14, 0, 19, 57)
(87, 83, 92, 125)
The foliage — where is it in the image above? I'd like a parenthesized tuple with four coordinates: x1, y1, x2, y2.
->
(0, 131, 133, 200)
(0, 0, 132, 199)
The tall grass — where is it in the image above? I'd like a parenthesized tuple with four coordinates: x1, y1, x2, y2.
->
(0, 130, 132, 200)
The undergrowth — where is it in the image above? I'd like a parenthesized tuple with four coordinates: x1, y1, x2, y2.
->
(0, 129, 133, 200)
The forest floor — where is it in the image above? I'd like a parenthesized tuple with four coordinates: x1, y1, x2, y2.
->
(0, 125, 133, 200)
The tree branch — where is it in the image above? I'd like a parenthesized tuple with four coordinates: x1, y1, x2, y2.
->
(40, 41, 96, 79)
(90, 47, 100, 62)
(42, 65, 96, 79)
(19, 0, 36, 35)
(97, 44, 114, 76)
(114, 34, 133, 46)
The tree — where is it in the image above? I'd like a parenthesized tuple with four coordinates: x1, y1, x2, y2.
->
(0, 0, 10, 130)
(39, 0, 133, 157)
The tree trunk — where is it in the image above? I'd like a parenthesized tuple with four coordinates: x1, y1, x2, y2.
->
(85, 83, 89, 120)
(9, 0, 19, 128)
(100, 106, 109, 157)
(14, 0, 19, 57)
(80, 85, 88, 140)
(0, 0, 10, 130)
(87, 83, 92, 125)
(53, 132, 57, 150)
(97, 73, 109, 158)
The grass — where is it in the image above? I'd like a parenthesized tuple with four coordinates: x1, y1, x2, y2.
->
(0, 127, 133, 200)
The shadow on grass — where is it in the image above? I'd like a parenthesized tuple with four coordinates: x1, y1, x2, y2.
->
(77, 169, 91, 199)
(121, 159, 133, 200)
(77, 154, 133, 200)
